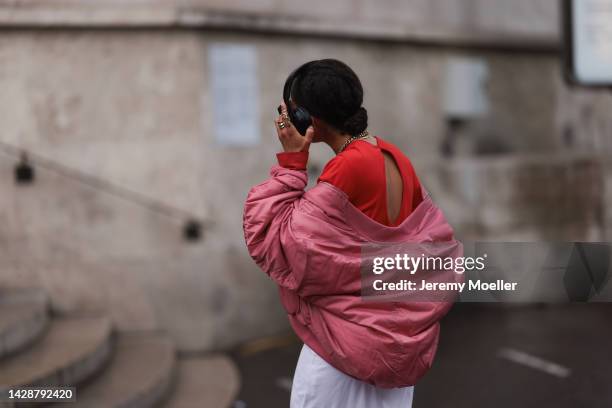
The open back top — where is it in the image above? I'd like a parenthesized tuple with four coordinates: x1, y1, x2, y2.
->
(318, 136, 423, 227)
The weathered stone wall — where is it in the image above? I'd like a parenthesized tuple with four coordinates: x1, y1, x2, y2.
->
(423, 154, 606, 242)
(0, 0, 559, 48)
(0, 148, 289, 351)
(604, 159, 612, 240)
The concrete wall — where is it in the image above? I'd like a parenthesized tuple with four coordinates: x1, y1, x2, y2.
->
(0, 2, 610, 350)
(0, 0, 559, 48)
(424, 154, 606, 242)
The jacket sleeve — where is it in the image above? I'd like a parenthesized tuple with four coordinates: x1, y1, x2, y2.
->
(243, 165, 309, 291)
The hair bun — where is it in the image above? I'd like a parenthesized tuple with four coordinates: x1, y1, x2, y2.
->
(342, 107, 368, 135)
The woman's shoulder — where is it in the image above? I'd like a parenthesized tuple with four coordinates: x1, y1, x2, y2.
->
(317, 140, 382, 201)
(318, 153, 352, 184)
(377, 137, 419, 169)
(320, 141, 377, 178)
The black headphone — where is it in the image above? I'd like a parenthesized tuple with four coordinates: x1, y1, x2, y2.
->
(279, 63, 315, 136)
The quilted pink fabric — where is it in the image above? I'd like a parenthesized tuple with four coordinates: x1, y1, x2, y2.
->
(243, 165, 462, 388)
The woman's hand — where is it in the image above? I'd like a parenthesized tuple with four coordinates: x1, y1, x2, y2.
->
(274, 101, 314, 153)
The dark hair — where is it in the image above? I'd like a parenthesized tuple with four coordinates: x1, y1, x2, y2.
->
(290, 59, 368, 135)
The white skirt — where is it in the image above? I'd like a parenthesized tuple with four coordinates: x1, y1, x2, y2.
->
(290, 344, 414, 408)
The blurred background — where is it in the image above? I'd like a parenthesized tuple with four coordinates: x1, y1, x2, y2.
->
(0, 0, 611, 407)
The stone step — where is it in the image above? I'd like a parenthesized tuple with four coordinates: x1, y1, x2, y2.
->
(52, 332, 176, 408)
(163, 355, 240, 408)
(0, 316, 112, 393)
(0, 290, 49, 359)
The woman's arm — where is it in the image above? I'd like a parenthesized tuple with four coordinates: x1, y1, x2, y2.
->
(242, 102, 314, 290)
(243, 165, 307, 292)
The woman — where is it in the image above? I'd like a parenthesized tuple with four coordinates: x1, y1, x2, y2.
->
(243, 59, 460, 408)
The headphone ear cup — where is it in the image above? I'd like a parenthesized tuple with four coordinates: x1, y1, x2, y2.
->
(290, 107, 312, 136)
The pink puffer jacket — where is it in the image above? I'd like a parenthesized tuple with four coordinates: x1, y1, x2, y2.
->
(243, 165, 462, 388)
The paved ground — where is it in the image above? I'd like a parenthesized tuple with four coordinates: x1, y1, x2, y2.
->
(231, 303, 612, 408)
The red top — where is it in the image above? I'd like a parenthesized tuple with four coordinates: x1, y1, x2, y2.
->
(277, 136, 423, 226)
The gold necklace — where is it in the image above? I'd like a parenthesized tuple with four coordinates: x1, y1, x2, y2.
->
(338, 131, 370, 153)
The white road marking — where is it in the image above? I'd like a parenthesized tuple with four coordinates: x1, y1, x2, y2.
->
(498, 348, 571, 378)
(275, 376, 293, 392)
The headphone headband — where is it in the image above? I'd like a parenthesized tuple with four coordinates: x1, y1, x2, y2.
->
(282, 61, 315, 106)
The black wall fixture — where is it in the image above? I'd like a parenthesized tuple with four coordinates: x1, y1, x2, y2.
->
(183, 219, 203, 242)
(15, 152, 35, 185)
